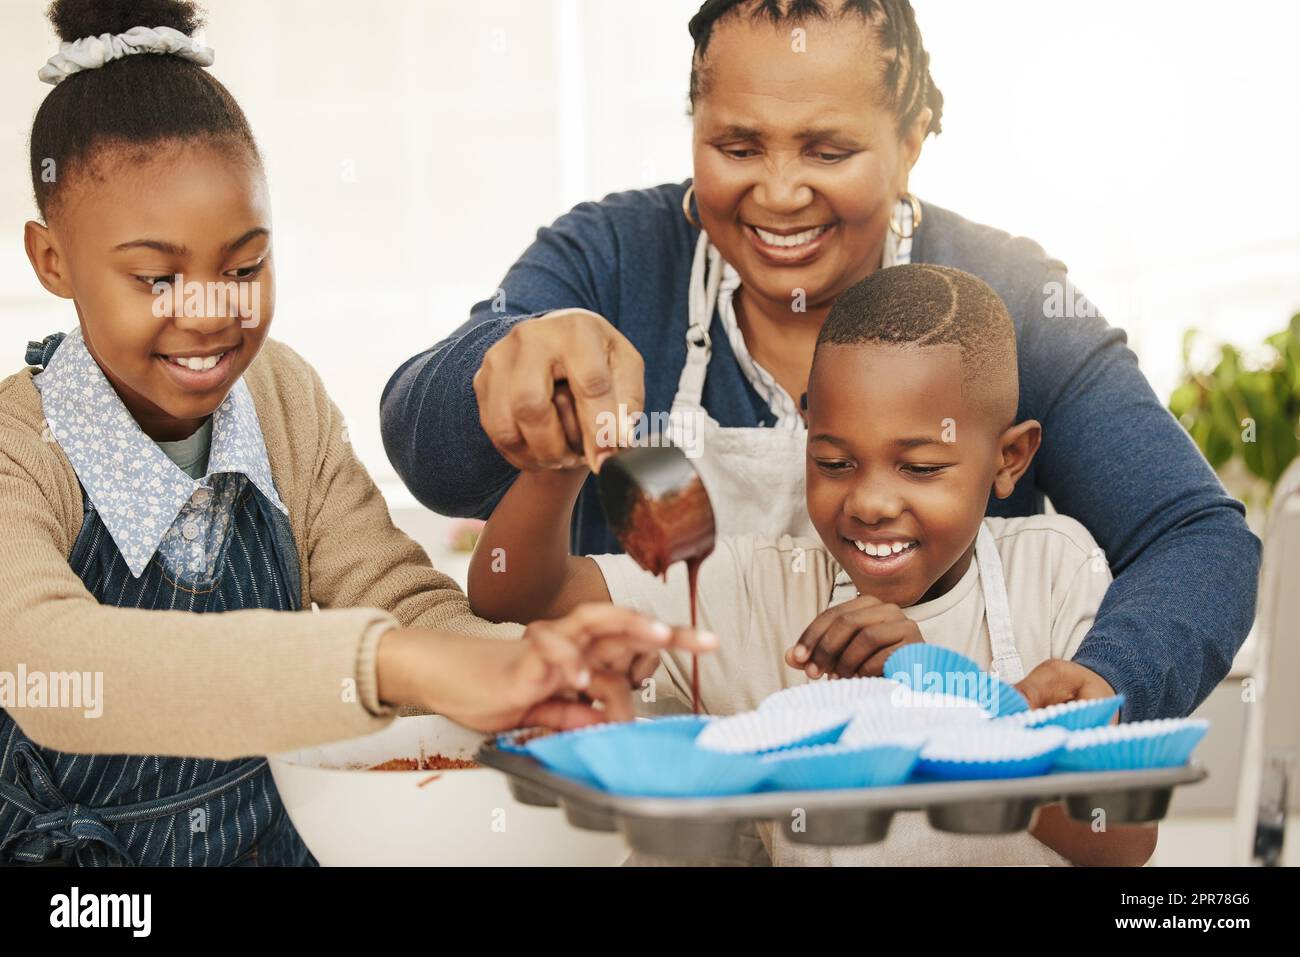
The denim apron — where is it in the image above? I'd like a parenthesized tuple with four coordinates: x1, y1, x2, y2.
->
(0, 333, 316, 867)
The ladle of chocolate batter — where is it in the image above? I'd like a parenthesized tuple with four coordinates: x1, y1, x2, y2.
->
(597, 446, 716, 713)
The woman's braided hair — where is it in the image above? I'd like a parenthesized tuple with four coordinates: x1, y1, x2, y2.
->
(687, 0, 944, 138)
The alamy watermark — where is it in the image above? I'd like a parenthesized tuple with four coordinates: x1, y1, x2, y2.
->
(0, 666, 102, 718)
(50, 887, 150, 937)
(594, 403, 706, 459)
(888, 662, 1005, 714)
(151, 274, 262, 329)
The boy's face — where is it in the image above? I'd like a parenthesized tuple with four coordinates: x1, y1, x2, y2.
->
(805, 342, 1015, 606)
(26, 140, 274, 442)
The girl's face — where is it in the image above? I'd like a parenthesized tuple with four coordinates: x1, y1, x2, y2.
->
(691, 17, 928, 316)
(25, 140, 274, 441)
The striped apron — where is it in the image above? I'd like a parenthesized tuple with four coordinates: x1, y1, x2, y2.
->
(0, 333, 315, 866)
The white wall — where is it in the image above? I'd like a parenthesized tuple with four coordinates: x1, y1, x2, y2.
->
(2, 0, 1297, 495)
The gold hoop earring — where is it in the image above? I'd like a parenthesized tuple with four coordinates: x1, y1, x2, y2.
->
(888, 192, 922, 239)
(682, 184, 703, 230)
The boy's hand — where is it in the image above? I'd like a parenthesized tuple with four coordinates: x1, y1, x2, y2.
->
(1016, 660, 1120, 724)
(786, 595, 925, 679)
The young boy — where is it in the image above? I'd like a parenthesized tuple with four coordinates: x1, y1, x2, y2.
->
(468, 263, 1157, 866)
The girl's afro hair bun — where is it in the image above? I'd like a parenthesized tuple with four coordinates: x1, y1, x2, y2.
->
(48, 0, 204, 43)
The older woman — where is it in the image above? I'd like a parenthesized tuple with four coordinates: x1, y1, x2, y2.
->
(382, 0, 1257, 723)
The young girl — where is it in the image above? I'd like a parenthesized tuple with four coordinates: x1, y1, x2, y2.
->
(0, 0, 711, 867)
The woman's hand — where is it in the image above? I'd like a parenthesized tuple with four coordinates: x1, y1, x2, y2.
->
(786, 595, 925, 679)
(1016, 660, 1119, 723)
(472, 308, 646, 473)
(377, 605, 716, 732)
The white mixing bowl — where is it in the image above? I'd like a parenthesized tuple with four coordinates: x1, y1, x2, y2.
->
(270, 715, 628, 866)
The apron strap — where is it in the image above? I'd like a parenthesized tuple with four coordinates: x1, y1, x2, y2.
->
(668, 234, 723, 447)
(25, 332, 66, 370)
(670, 234, 720, 417)
(975, 522, 1026, 682)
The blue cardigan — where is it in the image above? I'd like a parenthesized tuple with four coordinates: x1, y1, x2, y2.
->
(381, 181, 1260, 723)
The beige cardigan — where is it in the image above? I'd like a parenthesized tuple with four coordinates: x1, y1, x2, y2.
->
(0, 337, 520, 760)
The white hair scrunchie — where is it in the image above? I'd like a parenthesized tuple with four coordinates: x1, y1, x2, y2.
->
(38, 25, 214, 85)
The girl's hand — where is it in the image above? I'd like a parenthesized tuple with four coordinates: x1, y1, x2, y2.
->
(378, 605, 716, 732)
(514, 604, 713, 723)
(786, 595, 924, 679)
(473, 308, 645, 473)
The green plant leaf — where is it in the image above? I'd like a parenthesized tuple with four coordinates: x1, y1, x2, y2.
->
(1205, 426, 1234, 468)
(1209, 387, 1239, 445)
(1286, 337, 1300, 395)
(1217, 345, 1241, 386)
(1167, 315, 1300, 490)
(1168, 381, 1202, 419)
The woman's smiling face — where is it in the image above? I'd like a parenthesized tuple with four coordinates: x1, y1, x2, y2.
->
(691, 16, 929, 316)
(26, 140, 274, 442)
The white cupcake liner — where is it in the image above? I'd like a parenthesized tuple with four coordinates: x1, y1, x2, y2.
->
(921, 725, 1069, 763)
(758, 677, 901, 715)
(994, 695, 1124, 732)
(1057, 718, 1210, 772)
(841, 691, 989, 745)
(759, 734, 927, 791)
(696, 708, 849, 755)
(916, 726, 1068, 780)
(1064, 717, 1207, 749)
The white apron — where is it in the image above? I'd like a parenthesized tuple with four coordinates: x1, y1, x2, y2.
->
(665, 233, 815, 541)
(759, 520, 1069, 866)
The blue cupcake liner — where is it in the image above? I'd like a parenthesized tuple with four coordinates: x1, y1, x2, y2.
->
(495, 727, 554, 754)
(884, 644, 1030, 717)
(1054, 718, 1209, 773)
(524, 715, 712, 784)
(524, 723, 630, 784)
(572, 732, 769, 797)
(635, 714, 716, 738)
(760, 735, 925, 791)
(914, 726, 1068, 780)
(994, 695, 1125, 732)
(696, 708, 849, 755)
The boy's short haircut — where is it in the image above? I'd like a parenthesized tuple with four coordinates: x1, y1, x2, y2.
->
(815, 263, 1019, 427)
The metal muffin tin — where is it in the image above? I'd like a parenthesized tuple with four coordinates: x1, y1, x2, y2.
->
(478, 743, 1206, 863)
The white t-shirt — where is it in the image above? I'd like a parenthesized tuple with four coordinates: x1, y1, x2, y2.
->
(590, 514, 1113, 866)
